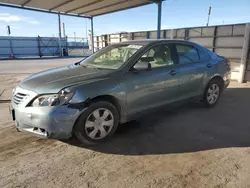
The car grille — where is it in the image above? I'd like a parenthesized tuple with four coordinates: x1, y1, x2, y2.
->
(13, 92, 29, 105)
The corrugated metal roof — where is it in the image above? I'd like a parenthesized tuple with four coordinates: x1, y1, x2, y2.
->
(0, 0, 154, 17)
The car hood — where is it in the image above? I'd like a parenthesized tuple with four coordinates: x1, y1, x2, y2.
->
(19, 64, 112, 94)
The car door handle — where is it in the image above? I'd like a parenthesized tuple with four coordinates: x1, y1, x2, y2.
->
(206, 63, 212, 68)
(169, 70, 177, 76)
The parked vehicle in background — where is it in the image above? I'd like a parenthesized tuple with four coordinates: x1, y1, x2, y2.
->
(10, 40, 231, 144)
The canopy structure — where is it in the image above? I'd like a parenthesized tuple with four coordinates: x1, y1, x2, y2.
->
(0, 0, 163, 53)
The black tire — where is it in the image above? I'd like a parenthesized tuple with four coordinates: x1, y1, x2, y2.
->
(74, 101, 119, 145)
(203, 79, 222, 108)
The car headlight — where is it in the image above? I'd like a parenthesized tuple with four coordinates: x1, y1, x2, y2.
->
(32, 90, 74, 107)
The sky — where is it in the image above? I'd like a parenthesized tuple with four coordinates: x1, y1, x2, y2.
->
(0, 0, 249, 39)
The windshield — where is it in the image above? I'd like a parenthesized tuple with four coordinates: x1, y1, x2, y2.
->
(80, 43, 145, 69)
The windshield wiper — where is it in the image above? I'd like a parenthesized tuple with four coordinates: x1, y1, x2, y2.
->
(81, 64, 100, 70)
(74, 61, 81, 66)
(81, 64, 113, 70)
(81, 64, 93, 68)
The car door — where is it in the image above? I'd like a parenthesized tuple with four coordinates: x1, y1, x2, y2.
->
(174, 43, 212, 100)
(124, 43, 180, 115)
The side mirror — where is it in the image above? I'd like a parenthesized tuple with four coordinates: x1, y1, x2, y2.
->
(133, 61, 151, 71)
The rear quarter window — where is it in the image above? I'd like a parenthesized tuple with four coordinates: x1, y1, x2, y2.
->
(195, 44, 215, 60)
(176, 44, 199, 64)
(197, 48, 211, 62)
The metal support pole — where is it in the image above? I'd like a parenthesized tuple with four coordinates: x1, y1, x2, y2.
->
(206, 6, 212, 27)
(184, 28, 189, 40)
(157, 0, 162, 39)
(9, 37, 14, 58)
(212, 26, 218, 52)
(58, 13, 62, 57)
(91, 17, 94, 54)
(58, 13, 62, 39)
(170, 29, 175, 39)
(163, 30, 166, 38)
(238, 23, 250, 83)
(38, 35, 42, 57)
(62, 23, 66, 38)
(146, 31, 150, 39)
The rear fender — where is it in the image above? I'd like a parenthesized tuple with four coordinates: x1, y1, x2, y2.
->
(203, 74, 224, 92)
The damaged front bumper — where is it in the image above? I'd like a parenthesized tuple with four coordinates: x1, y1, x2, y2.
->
(10, 103, 85, 139)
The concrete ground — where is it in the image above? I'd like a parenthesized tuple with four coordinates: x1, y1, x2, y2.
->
(0, 57, 83, 100)
(0, 58, 250, 188)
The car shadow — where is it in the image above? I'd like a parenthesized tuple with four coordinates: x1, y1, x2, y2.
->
(66, 87, 250, 155)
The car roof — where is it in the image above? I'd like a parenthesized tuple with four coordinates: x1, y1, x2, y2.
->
(117, 39, 217, 60)
(118, 39, 199, 46)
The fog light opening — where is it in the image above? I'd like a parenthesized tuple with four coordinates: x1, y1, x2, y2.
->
(32, 127, 49, 137)
(39, 128, 45, 133)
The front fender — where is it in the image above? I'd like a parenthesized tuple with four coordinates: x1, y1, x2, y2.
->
(67, 78, 126, 112)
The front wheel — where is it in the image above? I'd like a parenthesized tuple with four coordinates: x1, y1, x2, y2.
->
(74, 101, 119, 145)
(203, 79, 222, 107)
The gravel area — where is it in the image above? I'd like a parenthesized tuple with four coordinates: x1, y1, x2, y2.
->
(0, 58, 250, 188)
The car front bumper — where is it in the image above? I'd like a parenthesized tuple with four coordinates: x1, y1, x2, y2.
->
(11, 104, 83, 139)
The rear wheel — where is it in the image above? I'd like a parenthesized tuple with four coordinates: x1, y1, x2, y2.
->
(74, 101, 119, 145)
(203, 79, 222, 107)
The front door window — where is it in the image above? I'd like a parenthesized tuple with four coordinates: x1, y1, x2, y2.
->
(137, 44, 174, 68)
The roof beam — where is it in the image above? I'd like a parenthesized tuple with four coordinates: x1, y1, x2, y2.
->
(22, 0, 32, 6)
(0, 3, 91, 18)
(79, 0, 133, 15)
(90, 2, 152, 17)
(65, 0, 104, 13)
(148, 0, 162, 3)
(49, 0, 75, 11)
